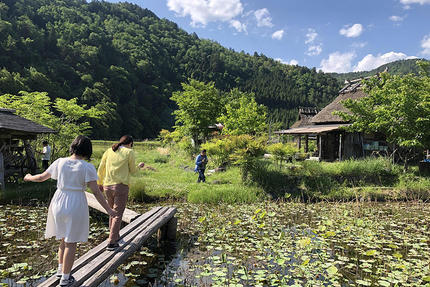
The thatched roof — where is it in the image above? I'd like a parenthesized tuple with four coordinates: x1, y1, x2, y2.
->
(275, 124, 350, 135)
(311, 79, 368, 124)
(290, 107, 319, 128)
(0, 108, 56, 135)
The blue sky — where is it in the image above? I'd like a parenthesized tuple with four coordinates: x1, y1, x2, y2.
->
(106, 0, 430, 73)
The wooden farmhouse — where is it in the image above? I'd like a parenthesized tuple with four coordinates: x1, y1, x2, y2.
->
(275, 78, 388, 161)
(0, 108, 56, 189)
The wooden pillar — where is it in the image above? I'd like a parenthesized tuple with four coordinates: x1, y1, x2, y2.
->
(0, 151, 4, 190)
(318, 135, 322, 159)
(157, 217, 177, 242)
(298, 136, 301, 150)
(304, 135, 309, 153)
(338, 133, 342, 161)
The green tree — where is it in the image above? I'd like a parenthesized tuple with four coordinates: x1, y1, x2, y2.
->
(218, 88, 267, 136)
(0, 91, 105, 158)
(335, 61, 430, 169)
(170, 79, 222, 143)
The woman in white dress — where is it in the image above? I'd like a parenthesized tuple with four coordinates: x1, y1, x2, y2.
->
(24, 135, 116, 287)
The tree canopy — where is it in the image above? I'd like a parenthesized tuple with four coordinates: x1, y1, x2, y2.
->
(218, 88, 267, 136)
(170, 79, 222, 142)
(0, 0, 343, 138)
(0, 91, 106, 157)
(336, 61, 430, 166)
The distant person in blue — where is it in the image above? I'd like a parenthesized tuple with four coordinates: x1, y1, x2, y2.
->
(195, 149, 208, 183)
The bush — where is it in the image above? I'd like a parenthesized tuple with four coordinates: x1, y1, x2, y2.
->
(178, 136, 197, 158)
(158, 129, 182, 146)
(201, 138, 233, 167)
(267, 142, 299, 167)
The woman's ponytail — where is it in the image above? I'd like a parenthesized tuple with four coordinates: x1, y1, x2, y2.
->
(112, 135, 134, 152)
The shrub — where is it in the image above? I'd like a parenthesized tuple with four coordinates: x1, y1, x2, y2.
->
(267, 142, 299, 167)
(230, 135, 266, 182)
(178, 136, 196, 158)
(201, 138, 233, 168)
(158, 129, 182, 146)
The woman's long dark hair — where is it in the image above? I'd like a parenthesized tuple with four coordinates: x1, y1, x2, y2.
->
(69, 135, 92, 159)
(112, 135, 133, 152)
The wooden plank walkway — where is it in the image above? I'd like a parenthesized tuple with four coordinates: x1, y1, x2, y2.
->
(85, 192, 140, 223)
(38, 202, 177, 287)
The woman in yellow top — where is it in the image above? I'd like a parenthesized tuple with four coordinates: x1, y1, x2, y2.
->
(97, 135, 144, 250)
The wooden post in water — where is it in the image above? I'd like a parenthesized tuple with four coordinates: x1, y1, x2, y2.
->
(0, 151, 4, 190)
(157, 217, 177, 242)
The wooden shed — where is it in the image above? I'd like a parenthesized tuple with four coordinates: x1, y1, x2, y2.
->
(0, 108, 56, 189)
(275, 78, 388, 161)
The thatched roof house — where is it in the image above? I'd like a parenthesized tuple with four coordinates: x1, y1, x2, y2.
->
(311, 79, 367, 124)
(290, 107, 320, 128)
(274, 77, 386, 161)
(0, 108, 55, 138)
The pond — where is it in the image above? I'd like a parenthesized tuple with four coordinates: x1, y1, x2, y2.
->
(1, 202, 430, 286)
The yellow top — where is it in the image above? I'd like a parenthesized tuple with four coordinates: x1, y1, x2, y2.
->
(97, 147, 139, 186)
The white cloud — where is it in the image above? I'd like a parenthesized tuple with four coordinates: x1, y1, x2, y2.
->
(422, 34, 430, 55)
(275, 58, 299, 65)
(339, 23, 364, 38)
(400, 0, 430, 4)
(389, 15, 404, 22)
(351, 42, 368, 49)
(272, 29, 284, 40)
(319, 52, 356, 73)
(167, 0, 243, 27)
(306, 45, 322, 56)
(304, 28, 322, 56)
(230, 19, 247, 33)
(305, 28, 318, 44)
(353, 52, 417, 71)
(254, 8, 273, 27)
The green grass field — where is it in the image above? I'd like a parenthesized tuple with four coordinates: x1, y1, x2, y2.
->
(1, 141, 429, 204)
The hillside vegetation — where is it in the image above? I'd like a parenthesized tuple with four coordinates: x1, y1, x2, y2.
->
(330, 58, 429, 82)
(0, 0, 341, 138)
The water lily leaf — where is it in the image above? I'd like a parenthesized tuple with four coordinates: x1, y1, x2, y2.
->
(365, 250, 378, 256)
(198, 216, 206, 223)
(378, 280, 390, 286)
(356, 279, 372, 286)
(298, 237, 311, 248)
(393, 252, 403, 259)
(326, 265, 338, 276)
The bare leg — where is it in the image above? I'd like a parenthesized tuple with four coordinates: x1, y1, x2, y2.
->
(62, 242, 77, 274)
(58, 239, 65, 264)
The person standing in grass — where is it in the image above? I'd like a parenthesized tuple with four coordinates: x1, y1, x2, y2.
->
(97, 135, 145, 251)
(195, 149, 208, 183)
(24, 135, 116, 287)
(41, 140, 51, 170)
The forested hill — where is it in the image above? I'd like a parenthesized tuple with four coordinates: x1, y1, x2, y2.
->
(0, 0, 341, 139)
(330, 59, 429, 83)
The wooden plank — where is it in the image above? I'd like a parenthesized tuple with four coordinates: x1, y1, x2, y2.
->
(38, 207, 163, 287)
(81, 207, 177, 287)
(69, 207, 175, 287)
(85, 192, 139, 223)
(0, 151, 4, 190)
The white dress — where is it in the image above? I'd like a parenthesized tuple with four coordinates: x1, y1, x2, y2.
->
(45, 157, 98, 243)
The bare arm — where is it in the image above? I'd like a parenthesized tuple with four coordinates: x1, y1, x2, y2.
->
(87, 181, 116, 217)
(24, 171, 51, 182)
